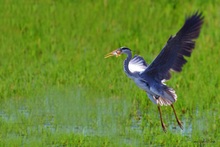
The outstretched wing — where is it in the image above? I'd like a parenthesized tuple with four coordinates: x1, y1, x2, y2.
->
(142, 12, 204, 81)
(128, 55, 148, 73)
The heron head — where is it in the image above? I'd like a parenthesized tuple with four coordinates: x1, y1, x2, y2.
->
(105, 47, 131, 58)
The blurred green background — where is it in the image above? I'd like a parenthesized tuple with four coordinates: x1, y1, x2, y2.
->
(0, 0, 219, 146)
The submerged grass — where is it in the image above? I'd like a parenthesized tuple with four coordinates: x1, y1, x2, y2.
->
(0, 0, 219, 146)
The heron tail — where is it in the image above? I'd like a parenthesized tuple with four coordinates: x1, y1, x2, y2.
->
(157, 87, 177, 106)
(147, 84, 177, 106)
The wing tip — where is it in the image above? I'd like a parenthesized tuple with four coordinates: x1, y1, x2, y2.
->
(181, 11, 204, 38)
(186, 11, 204, 23)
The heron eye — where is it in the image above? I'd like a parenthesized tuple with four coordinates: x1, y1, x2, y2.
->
(116, 50, 121, 54)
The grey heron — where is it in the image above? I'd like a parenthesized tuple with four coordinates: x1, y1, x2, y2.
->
(105, 12, 204, 132)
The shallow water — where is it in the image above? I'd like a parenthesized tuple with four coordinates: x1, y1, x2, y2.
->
(0, 89, 217, 146)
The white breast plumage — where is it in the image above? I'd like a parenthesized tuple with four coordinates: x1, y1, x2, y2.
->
(128, 55, 148, 73)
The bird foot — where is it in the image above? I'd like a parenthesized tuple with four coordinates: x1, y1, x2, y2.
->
(161, 122, 167, 133)
(177, 120, 183, 130)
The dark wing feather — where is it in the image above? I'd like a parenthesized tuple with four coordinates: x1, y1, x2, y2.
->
(141, 12, 204, 81)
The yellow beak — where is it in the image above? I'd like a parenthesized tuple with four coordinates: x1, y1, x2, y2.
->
(105, 51, 115, 58)
(105, 50, 121, 58)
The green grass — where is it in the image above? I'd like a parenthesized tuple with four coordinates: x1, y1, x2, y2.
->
(0, 0, 219, 146)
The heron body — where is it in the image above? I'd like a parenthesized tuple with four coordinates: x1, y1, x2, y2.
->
(105, 12, 204, 132)
(122, 50, 177, 106)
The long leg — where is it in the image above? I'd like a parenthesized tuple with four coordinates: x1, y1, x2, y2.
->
(157, 105, 166, 132)
(171, 104, 183, 130)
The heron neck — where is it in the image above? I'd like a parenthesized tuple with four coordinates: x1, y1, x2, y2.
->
(123, 51, 133, 77)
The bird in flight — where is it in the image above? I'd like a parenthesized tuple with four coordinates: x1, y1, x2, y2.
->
(105, 12, 204, 132)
